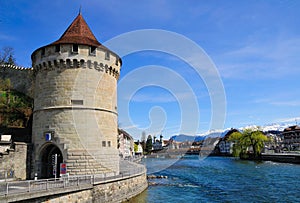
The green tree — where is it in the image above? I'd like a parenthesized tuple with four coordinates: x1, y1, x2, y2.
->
(229, 129, 268, 159)
(145, 135, 153, 153)
(134, 143, 138, 152)
(141, 131, 146, 151)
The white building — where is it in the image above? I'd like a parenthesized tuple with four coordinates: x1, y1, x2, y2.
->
(118, 129, 134, 158)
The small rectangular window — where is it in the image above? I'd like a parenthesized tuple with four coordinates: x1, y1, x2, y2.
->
(108, 141, 111, 147)
(105, 51, 110, 60)
(55, 45, 60, 52)
(73, 44, 78, 53)
(41, 48, 45, 57)
(71, 100, 83, 105)
(90, 46, 96, 56)
(102, 141, 106, 147)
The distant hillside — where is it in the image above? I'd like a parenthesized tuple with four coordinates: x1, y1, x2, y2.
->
(170, 132, 224, 142)
(170, 134, 205, 142)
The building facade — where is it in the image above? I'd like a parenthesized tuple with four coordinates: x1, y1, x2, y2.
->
(118, 129, 134, 158)
(31, 13, 121, 178)
(282, 125, 300, 150)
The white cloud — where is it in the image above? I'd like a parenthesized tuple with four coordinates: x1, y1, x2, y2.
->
(121, 125, 139, 130)
(252, 97, 300, 107)
(130, 91, 195, 103)
(217, 38, 300, 79)
(270, 101, 300, 107)
(274, 117, 300, 124)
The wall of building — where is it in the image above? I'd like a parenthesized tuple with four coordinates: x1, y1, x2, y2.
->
(0, 142, 29, 180)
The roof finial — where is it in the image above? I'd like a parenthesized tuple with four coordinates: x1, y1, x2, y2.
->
(79, 5, 82, 15)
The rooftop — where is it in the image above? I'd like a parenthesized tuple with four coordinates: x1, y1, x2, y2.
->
(51, 13, 101, 47)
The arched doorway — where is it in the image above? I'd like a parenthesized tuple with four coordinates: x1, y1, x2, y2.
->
(40, 144, 63, 179)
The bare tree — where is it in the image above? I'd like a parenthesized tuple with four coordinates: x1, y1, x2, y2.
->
(0, 47, 16, 65)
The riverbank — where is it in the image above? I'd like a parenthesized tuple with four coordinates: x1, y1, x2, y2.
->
(261, 153, 300, 164)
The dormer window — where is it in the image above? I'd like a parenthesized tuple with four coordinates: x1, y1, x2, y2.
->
(105, 51, 110, 60)
(72, 44, 78, 54)
(55, 45, 60, 53)
(90, 46, 96, 56)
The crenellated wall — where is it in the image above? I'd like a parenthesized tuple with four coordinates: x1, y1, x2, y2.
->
(32, 44, 120, 79)
(0, 64, 33, 97)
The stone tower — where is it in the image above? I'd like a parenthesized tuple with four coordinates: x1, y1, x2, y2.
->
(31, 13, 121, 178)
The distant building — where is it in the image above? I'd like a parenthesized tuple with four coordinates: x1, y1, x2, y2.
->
(152, 135, 164, 151)
(216, 129, 239, 155)
(282, 125, 300, 150)
(118, 129, 134, 158)
(134, 141, 143, 156)
(263, 130, 283, 153)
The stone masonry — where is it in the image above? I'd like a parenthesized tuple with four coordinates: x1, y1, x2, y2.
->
(31, 13, 122, 178)
(0, 142, 29, 180)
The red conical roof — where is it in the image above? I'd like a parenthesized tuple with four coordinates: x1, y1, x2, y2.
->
(51, 13, 101, 47)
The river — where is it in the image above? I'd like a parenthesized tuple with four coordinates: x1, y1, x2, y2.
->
(128, 156, 300, 203)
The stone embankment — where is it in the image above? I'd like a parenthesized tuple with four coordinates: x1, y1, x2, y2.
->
(0, 161, 148, 203)
(147, 175, 168, 179)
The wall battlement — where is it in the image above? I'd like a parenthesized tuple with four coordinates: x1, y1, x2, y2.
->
(0, 63, 33, 71)
(32, 44, 120, 80)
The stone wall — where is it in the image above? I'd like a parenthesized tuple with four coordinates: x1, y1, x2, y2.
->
(0, 65, 33, 97)
(0, 142, 29, 180)
(17, 173, 148, 203)
(92, 173, 148, 203)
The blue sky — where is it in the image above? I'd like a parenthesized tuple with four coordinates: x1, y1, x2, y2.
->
(1, 0, 300, 139)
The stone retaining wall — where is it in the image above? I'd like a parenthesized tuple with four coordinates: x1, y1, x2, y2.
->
(0, 142, 29, 180)
(17, 172, 148, 203)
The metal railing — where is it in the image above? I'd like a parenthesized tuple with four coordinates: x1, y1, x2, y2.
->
(0, 161, 146, 196)
(0, 175, 93, 196)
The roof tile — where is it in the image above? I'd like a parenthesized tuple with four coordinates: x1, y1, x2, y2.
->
(51, 13, 101, 47)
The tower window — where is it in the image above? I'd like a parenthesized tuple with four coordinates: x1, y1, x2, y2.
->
(55, 45, 60, 53)
(90, 46, 96, 56)
(105, 51, 110, 60)
(72, 44, 78, 54)
(41, 48, 45, 57)
(108, 141, 111, 147)
(71, 100, 83, 105)
(102, 141, 106, 147)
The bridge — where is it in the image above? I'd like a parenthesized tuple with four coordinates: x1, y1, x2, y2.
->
(0, 160, 147, 203)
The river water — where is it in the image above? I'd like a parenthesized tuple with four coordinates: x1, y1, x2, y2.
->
(128, 156, 300, 203)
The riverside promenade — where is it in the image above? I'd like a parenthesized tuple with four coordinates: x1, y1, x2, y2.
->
(261, 152, 300, 164)
(0, 160, 147, 203)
